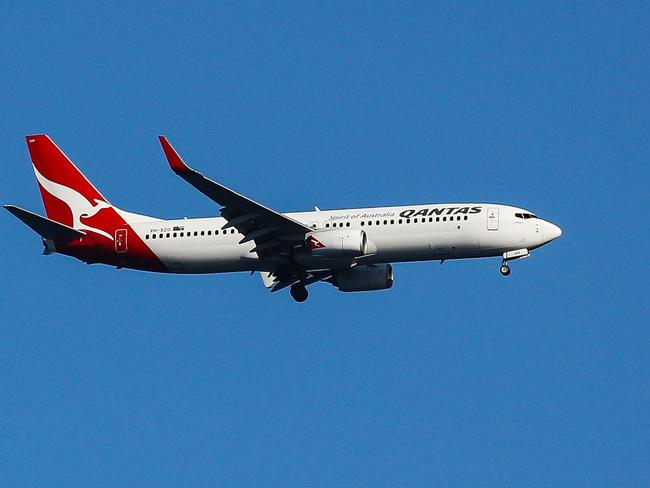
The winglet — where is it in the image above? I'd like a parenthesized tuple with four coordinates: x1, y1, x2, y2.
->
(158, 136, 191, 173)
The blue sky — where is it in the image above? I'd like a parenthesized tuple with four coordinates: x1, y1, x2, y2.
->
(1, 2, 648, 486)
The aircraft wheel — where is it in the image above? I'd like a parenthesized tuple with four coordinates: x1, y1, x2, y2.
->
(290, 284, 308, 302)
(500, 264, 511, 277)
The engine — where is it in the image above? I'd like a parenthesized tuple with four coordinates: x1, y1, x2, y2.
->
(307, 229, 367, 258)
(331, 264, 394, 292)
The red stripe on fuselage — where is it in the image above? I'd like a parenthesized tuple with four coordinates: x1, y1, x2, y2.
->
(55, 218, 168, 272)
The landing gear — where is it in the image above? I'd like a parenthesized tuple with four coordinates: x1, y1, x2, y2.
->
(290, 284, 308, 302)
(499, 248, 530, 277)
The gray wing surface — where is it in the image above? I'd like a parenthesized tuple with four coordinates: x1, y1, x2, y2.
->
(4, 205, 86, 241)
(159, 136, 312, 257)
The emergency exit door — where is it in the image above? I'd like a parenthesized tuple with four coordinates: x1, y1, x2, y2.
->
(115, 229, 128, 253)
(487, 208, 499, 231)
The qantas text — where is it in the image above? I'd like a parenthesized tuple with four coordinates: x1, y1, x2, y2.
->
(399, 206, 482, 218)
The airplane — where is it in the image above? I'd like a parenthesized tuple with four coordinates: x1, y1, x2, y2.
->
(5, 134, 562, 302)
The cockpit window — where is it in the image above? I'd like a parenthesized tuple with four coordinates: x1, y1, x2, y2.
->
(515, 212, 538, 219)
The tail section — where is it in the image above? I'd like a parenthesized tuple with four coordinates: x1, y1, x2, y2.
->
(7, 135, 167, 272)
(26, 135, 115, 240)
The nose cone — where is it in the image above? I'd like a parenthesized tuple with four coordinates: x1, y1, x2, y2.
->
(544, 221, 562, 242)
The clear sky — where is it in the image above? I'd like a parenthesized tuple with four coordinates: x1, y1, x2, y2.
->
(1, 2, 648, 486)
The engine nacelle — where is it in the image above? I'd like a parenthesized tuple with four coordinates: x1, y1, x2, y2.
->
(307, 229, 367, 258)
(332, 264, 394, 292)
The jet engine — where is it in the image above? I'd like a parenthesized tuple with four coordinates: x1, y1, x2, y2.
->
(331, 264, 394, 292)
(307, 229, 367, 258)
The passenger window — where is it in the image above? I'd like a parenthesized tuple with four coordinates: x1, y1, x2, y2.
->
(443, 217, 446, 222)
(390, 220, 394, 224)
(383, 220, 388, 225)
(464, 216, 468, 221)
(231, 229, 235, 234)
(376, 220, 380, 225)
(325, 223, 330, 228)
(346, 222, 350, 227)
(207, 230, 211, 236)
(398, 219, 402, 224)
(145, 235, 149, 240)
(414, 218, 418, 223)
(436, 217, 440, 222)
(173, 233, 177, 237)
(201, 231, 205, 236)
(361, 221, 365, 226)
(406, 219, 410, 224)
(368, 221, 372, 226)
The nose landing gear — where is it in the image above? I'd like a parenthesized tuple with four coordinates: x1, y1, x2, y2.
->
(499, 248, 530, 277)
(290, 284, 309, 302)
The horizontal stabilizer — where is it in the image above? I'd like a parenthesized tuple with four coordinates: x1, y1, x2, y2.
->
(4, 205, 85, 241)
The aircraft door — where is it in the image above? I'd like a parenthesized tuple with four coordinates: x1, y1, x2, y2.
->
(487, 208, 499, 231)
(115, 228, 128, 253)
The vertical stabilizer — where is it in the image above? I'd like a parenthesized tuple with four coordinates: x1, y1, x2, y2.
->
(25, 135, 115, 240)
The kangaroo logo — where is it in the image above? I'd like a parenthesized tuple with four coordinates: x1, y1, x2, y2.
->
(32, 165, 114, 241)
(307, 236, 326, 249)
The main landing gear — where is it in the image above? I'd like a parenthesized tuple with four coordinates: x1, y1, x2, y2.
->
(290, 284, 309, 303)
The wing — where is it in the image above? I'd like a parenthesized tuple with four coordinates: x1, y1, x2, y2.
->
(159, 136, 313, 257)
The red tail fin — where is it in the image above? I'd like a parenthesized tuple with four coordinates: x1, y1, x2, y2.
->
(26, 135, 111, 226)
(25, 135, 121, 242)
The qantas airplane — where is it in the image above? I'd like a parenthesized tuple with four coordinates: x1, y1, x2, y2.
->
(5, 134, 562, 302)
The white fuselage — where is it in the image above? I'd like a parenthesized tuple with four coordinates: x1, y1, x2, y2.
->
(130, 203, 561, 274)
(11, 134, 563, 300)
